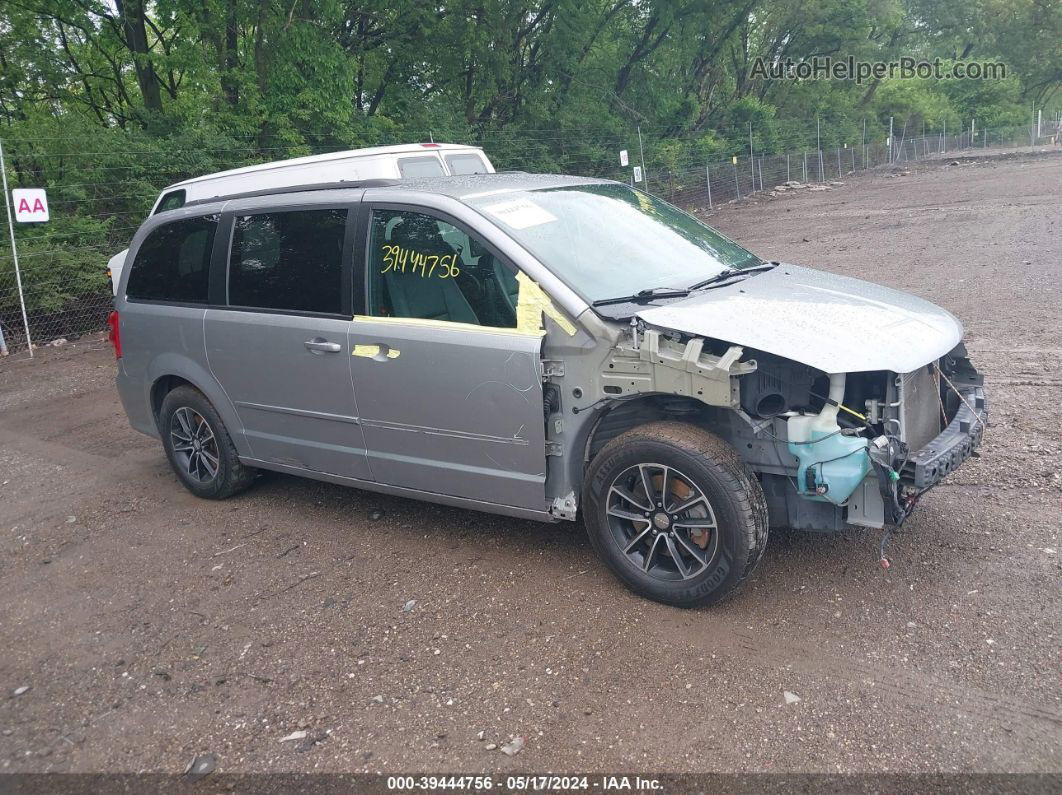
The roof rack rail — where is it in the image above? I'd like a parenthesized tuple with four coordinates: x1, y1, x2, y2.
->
(182, 179, 400, 208)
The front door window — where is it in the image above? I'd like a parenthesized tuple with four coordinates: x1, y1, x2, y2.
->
(367, 209, 519, 329)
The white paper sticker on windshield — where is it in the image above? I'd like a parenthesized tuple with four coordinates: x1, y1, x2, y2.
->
(482, 199, 557, 230)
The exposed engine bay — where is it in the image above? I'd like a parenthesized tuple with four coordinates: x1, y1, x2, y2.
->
(579, 324, 987, 539)
(740, 345, 987, 532)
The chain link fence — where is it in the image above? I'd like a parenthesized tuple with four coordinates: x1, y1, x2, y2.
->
(0, 119, 1047, 358)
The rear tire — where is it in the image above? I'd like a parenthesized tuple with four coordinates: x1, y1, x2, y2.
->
(583, 421, 768, 607)
(159, 386, 256, 499)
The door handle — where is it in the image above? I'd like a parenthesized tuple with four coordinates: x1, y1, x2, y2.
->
(304, 338, 341, 353)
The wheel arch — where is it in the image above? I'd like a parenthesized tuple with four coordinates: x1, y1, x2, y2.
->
(144, 354, 249, 456)
(151, 375, 195, 428)
(582, 394, 735, 468)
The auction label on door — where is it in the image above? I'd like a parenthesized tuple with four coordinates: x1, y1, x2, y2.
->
(12, 189, 49, 222)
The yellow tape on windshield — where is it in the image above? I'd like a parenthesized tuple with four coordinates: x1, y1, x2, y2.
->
(515, 272, 577, 336)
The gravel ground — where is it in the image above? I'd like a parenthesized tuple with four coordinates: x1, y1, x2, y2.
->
(0, 151, 1059, 777)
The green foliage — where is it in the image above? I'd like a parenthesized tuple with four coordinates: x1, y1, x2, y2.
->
(875, 79, 962, 131)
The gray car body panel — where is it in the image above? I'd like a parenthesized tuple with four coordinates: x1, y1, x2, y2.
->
(349, 317, 547, 509)
(204, 310, 373, 481)
(115, 303, 247, 451)
(635, 264, 964, 374)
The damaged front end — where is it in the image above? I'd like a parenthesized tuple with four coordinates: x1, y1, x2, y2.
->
(741, 343, 988, 532)
(585, 321, 987, 535)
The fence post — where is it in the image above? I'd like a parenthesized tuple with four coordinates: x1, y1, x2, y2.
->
(733, 161, 741, 199)
(836, 147, 841, 177)
(816, 117, 823, 180)
(757, 157, 763, 191)
(637, 126, 648, 193)
(888, 116, 894, 163)
(802, 150, 807, 182)
(748, 122, 755, 187)
(705, 166, 713, 210)
(786, 153, 790, 183)
(0, 137, 34, 358)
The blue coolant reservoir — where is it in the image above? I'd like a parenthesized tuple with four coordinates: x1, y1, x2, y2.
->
(787, 410, 871, 505)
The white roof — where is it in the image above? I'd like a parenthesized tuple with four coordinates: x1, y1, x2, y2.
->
(166, 143, 484, 191)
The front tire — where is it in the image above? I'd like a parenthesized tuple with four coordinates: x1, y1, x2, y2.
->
(583, 421, 768, 608)
(159, 386, 256, 499)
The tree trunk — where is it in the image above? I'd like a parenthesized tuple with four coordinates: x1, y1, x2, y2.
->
(221, 0, 240, 107)
(115, 0, 163, 112)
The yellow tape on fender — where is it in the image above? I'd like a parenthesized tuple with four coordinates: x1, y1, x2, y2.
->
(515, 272, 577, 336)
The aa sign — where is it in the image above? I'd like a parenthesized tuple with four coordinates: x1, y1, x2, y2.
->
(12, 189, 49, 223)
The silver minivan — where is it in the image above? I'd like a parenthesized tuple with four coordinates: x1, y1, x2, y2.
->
(111, 174, 987, 607)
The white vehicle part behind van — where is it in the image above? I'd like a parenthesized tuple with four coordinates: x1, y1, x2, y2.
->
(108, 249, 127, 296)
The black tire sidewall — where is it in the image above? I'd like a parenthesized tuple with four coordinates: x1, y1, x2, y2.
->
(160, 387, 239, 499)
(584, 428, 762, 608)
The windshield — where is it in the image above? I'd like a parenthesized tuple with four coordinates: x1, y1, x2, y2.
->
(468, 183, 760, 303)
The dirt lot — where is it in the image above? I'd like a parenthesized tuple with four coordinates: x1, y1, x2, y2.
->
(1, 151, 1059, 777)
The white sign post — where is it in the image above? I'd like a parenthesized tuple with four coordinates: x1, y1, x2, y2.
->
(632, 165, 643, 183)
(619, 149, 629, 167)
(0, 138, 37, 356)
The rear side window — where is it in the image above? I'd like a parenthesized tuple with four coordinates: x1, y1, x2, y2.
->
(445, 154, 488, 175)
(397, 156, 446, 178)
(228, 209, 347, 314)
(126, 215, 218, 303)
(154, 190, 186, 214)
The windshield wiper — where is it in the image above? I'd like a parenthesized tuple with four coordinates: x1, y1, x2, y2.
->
(688, 261, 778, 291)
(592, 286, 691, 307)
(593, 262, 779, 307)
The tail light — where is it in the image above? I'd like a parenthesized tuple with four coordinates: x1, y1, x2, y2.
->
(107, 310, 122, 359)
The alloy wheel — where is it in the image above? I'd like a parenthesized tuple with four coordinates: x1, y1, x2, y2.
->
(605, 463, 719, 581)
(169, 407, 220, 483)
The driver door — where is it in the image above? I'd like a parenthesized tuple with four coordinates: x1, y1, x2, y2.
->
(349, 205, 547, 512)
